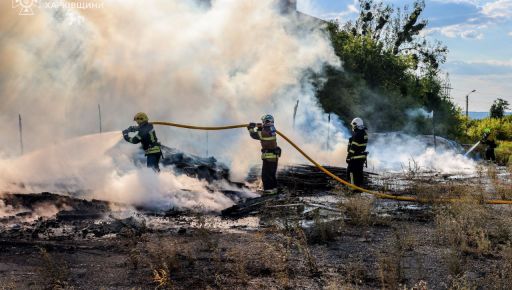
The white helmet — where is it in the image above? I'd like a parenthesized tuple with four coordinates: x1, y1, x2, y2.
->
(261, 114, 274, 124)
(351, 117, 364, 129)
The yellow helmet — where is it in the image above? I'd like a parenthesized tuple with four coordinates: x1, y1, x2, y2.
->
(133, 112, 149, 125)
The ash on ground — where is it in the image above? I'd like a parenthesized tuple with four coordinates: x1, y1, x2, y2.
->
(1, 148, 511, 289)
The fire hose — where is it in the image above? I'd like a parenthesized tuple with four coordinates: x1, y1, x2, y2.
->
(152, 121, 512, 205)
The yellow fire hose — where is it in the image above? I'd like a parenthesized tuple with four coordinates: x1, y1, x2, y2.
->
(152, 121, 512, 205)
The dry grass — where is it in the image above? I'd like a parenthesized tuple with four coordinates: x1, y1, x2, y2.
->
(342, 196, 373, 226)
(444, 248, 466, 277)
(480, 243, 512, 289)
(496, 183, 512, 200)
(152, 267, 172, 290)
(435, 201, 493, 255)
(341, 257, 366, 287)
(447, 274, 475, 290)
(401, 158, 421, 179)
(37, 247, 70, 290)
(410, 181, 485, 203)
(377, 253, 402, 289)
(376, 227, 414, 289)
(0, 280, 16, 290)
(487, 165, 498, 182)
(306, 209, 343, 244)
(134, 224, 323, 289)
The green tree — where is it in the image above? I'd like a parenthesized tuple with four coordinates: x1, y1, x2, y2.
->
(315, 0, 459, 137)
(490, 98, 510, 118)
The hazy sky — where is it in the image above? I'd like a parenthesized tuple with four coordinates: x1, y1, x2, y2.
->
(298, 0, 512, 112)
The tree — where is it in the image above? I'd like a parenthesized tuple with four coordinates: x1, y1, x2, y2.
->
(315, 0, 459, 137)
(490, 98, 510, 118)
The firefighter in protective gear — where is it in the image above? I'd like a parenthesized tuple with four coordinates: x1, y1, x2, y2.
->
(122, 112, 162, 172)
(480, 128, 497, 162)
(247, 114, 281, 195)
(346, 117, 368, 189)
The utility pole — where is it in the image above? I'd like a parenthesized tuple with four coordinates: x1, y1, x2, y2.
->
(98, 104, 103, 133)
(326, 113, 331, 150)
(432, 110, 436, 151)
(465, 89, 476, 119)
(293, 99, 299, 128)
(441, 72, 452, 98)
(18, 114, 24, 155)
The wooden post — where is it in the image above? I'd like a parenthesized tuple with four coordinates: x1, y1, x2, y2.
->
(19, 114, 24, 155)
(293, 99, 299, 128)
(98, 104, 103, 133)
(206, 131, 209, 157)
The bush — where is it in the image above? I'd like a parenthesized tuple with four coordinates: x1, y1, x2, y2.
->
(465, 116, 512, 164)
(467, 116, 512, 142)
(496, 141, 512, 165)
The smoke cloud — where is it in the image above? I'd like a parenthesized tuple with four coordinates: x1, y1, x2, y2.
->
(0, 132, 252, 211)
(0, 0, 478, 211)
(0, 0, 348, 209)
(368, 133, 476, 174)
(0, 0, 345, 165)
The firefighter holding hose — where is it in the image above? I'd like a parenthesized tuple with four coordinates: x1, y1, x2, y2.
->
(481, 128, 497, 162)
(122, 112, 162, 172)
(247, 114, 281, 195)
(346, 117, 369, 189)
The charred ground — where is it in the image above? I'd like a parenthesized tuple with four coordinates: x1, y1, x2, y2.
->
(1, 164, 511, 290)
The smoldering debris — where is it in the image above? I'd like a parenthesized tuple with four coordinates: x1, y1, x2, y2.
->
(247, 164, 377, 192)
(0, 132, 251, 212)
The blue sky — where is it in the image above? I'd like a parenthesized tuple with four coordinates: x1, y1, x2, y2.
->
(297, 0, 512, 112)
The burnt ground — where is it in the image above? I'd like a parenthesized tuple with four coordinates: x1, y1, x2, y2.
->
(1, 165, 512, 289)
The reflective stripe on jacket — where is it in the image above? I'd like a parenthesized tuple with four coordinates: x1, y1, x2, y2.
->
(127, 122, 162, 155)
(347, 128, 368, 161)
(249, 125, 278, 160)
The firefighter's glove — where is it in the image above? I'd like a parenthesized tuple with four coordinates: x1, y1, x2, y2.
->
(128, 126, 139, 132)
(275, 147, 282, 157)
(122, 132, 130, 142)
(247, 122, 256, 130)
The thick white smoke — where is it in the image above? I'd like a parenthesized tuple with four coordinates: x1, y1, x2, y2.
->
(368, 133, 476, 174)
(0, 132, 247, 211)
(0, 0, 345, 167)
(0, 0, 478, 211)
(0, 0, 348, 209)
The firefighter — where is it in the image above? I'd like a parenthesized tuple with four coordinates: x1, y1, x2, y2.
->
(122, 112, 162, 172)
(247, 114, 281, 195)
(480, 128, 497, 162)
(346, 117, 368, 189)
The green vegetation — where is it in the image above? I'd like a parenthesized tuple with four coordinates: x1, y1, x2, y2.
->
(490, 98, 510, 119)
(314, 0, 511, 163)
(315, 0, 462, 138)
(465, 115, 512, 165)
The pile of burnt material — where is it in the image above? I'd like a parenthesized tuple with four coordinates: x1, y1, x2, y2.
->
(247, 164, 375, 192)
(0, 192, 112, 222)
(130, 145, 230, 182)
(160, 146, 230, 182)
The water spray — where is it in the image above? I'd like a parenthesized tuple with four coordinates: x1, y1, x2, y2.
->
(464, 141, 480, 157)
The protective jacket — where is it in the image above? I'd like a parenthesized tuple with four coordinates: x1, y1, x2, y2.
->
(347, 127, 368, 161)
(249, 125, 280, 161)
(481, 132, 497, 162)
(123, 122, 161, 155)
(481, 133, 497, 149)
